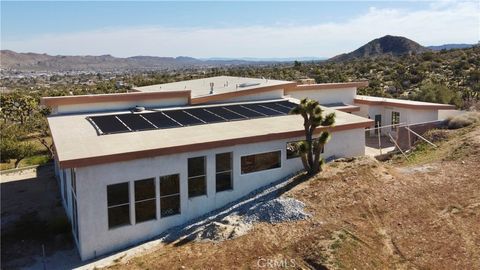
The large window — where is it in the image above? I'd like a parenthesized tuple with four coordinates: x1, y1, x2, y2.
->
(391, 111, 400, 131)
(241, 151, 281, 174)
(160, 174, 181, 217)
(216, 152, 232, 192)
(107, 182, 130, 229)
(71, 169, 79, 240)
(134, 178, 156, 223)
(188, 156, 206, 198)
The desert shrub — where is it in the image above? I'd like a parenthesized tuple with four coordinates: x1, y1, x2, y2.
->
(445, 112, 480, 129)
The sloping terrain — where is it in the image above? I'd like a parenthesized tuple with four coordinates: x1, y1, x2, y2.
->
(330, 35, 430, 62)
(108, 124, 480, 269)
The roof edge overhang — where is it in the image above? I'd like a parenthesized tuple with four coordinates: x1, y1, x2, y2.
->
(287, 81, 369, 92)
(190, 82, 297, 105)
(58, 119, 374, 169)
(353, 98, 456, 110)
(41, 90, 192, 107)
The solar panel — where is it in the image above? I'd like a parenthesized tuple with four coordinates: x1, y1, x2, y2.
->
(185, 108, 225, 123)
(142, 112, 182, 129)
(89, 115, 130, 134)
(226, 105, 265, 118)
(116, 114, 156, 131)
(203, 107, 246, 121)
(88, 100, 299, 135)
(162, 110, 204, 126)
(261, 102, 292, 114)
(242, 103, 284, 116)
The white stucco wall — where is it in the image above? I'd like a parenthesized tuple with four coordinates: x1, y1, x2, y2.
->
(354, 104, 439, 135)
(71, 127, 365, 260)
(55, 97, 189, 115)
(287, 87, 356, 105)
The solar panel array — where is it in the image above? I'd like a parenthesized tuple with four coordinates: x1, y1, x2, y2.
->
(87, 100, 297, 135)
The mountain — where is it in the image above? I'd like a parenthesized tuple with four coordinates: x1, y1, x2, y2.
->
(428, 43, 477, 51)
(202, 57, 326, 62)
(0, 50, 280, 72)
(330, 35, 430, 62)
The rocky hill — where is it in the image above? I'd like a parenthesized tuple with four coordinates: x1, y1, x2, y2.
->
(0, 50, 269, 72)
(330, 35, 430, 61)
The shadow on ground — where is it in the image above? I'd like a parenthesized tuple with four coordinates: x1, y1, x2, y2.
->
(1, 164, 78, 269)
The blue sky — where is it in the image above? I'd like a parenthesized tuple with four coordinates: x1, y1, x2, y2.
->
(1, 1, 479, 58)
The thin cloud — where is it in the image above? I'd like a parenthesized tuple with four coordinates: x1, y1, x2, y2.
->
(2, 1, 478, 58)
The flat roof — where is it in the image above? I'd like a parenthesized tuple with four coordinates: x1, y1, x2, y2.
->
(133, 76, 294, 98)
(354, 95, 456, 110)
(48, 99, 373, 168)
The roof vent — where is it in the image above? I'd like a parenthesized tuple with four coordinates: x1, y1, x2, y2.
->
(132, 106, 145, 113)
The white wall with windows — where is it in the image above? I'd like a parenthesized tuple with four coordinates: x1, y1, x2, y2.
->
(354, 104, 439, 135)
(70, 127, 365, 260)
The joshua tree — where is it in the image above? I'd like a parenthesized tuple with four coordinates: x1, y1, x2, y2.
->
(290, 98, 336, 175)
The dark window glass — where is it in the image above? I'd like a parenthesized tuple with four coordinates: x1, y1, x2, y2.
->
(188, 176, 206, 197)
(71, 168, 76, 194)
(188, 156, 205, 176)
(241, 151, 281, 174)
(134, 178, 156, 223)
(216, 172, 232, 192)
(108, 204, 130, 228)
(216, 152, 232, 192)
(286, 141, 301, 159)
(107, 182, 130, 228)
(134, 178, 155, 201)
(160, 174, 180, 196)
(161, 195, 180, 217)
(188, 157, 206, 197)
(135, 200, 156, 223)
(216, 152, 232, 172)
(160, 174, 180, 217)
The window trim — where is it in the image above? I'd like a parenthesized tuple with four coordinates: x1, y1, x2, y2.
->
(187, 156, 207, 198)
(159, 174, 181, 218)
(240, 149, 282, 175)
(215, 152, 233, 193)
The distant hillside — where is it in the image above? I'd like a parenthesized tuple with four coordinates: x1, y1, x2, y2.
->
(0, 50, 276, 72)
(428, 43, 477, 51)
(330, 35, 430, 62)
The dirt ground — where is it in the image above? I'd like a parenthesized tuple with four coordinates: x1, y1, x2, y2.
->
(107, 125, 480, 269)
(1, 165, 79, 269)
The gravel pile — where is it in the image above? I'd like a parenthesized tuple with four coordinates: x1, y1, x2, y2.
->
(244, 197, 310, 224)
(159, 172, 311, 243)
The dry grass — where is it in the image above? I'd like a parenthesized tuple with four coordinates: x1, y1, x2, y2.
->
(445, 111, 480, 129)
(108, 125, 480, 270)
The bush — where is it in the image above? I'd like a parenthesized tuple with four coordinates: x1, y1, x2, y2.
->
(445, 112, 480, 129)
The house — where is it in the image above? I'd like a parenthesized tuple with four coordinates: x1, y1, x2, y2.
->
(42, 76, 454, 260)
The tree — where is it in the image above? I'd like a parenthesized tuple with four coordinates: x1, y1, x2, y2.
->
(1, 124, 36, 168)
(290, 98, 336, 175)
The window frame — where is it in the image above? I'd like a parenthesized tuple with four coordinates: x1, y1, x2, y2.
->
(159, 174, 181, 218)
(391, 111, 400, 131)
(107, 182, 131, 229)
(187, 156, 207, 198)
(70, 168, 79, 241)
(215, 152, 233, 192)
(134, 178, 157, 223)
(240, 150, 282, 175)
